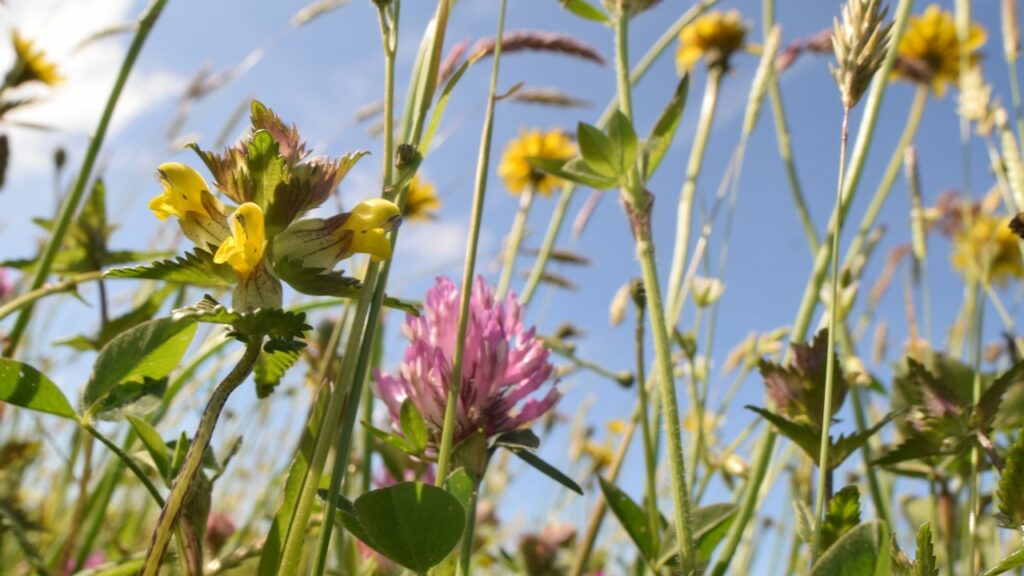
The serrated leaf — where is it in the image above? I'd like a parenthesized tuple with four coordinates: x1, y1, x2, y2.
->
(508, 447, 583, 495)
(560, 0, 609, 23)
(172, 295, 310, 344)
(598, 477, 658, 565)
(822, 486, 861, 553)
(829, 412, 897, 469)
(0, 359, 77, 420)
(980, 547, 1024, 576)
(810, 520, 889, 576)
(642, 75, 689, 181)
(254, 346, 301, 399)
(746, 406, 821, 463)
(577, 121, 620, 179)
(105, 248, 235, 287)
(399, 399, 429, 455)
(912, 522, 937, 576)
(272, 257, 419, 315)
(2, 249, 172, 274)
(976, 359, 1024, 430)
(127, 415, 170, 482)
(607, 110, 638, 176)
(83, 317, 198, 421)
(350, 482, 466, 572)
(247, 130, 286, 209)
(997, 429, 1024, 529)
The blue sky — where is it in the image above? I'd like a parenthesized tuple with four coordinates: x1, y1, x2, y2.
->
(1, 0, 1021, 572)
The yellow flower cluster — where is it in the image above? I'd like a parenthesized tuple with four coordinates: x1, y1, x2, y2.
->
(951, 214, 1024, 284)
(7, 31, 63, 88)
(896, 5, 986, 96)
(497, 129, 576, 196)
(403, 175, 441, 222)
(676, 10, 748, 73)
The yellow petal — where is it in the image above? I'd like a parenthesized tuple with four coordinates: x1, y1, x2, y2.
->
(340, 198, 401, 261)
(150, 163, 218, 220)
(214, 202, 266, 277)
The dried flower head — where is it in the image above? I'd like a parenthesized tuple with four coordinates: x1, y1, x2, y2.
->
(374, 276, 560, 448)
(830, 0, 892, 108)
(403, 174, 441, 222)
(691, 276, 725, 308)
(471, 31, 605, 66)
(676, 10, 749, 73)
(6, 31, 63, 88)
(894, 5, 986, 97)
(1004, 0, 1020, 61)
(497, 129, 576, 196)
(959, 65, 996, 135)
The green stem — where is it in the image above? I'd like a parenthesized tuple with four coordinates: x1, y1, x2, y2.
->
(496, 186, 533, 299)
(141, 339, 262, 576)
(666, 67, 723, 314)
(433, 0, 508, 485)
(614, 5, 695, 571)
(0, 271, 105, 322)
(710, 3, 916, 572)
(458, 474, 482, 575)
(764, 0, 817, 254)
(634, 291, 660, 557)
(81, 423, 164, 507)
(1009, 56, 1024, 146)
(3, 0, 168, 358)
(519, 0, 718, 307)
(810, 104, 850, 562)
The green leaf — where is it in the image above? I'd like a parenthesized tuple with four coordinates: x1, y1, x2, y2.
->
(452, 429, 488, 479)
(526, 156, 617, 190)
(364, 422, 417, 455)
(351, 482, 466, 572)
(59, 285, 178, 351)
(912, 522, 937, 576)
(657, 503, 737, 569)
(2, 249, 173, 274)
(90, 377, 167, 422)
(445, 468, 475, 513)
(83, 317, 198, 421)
(976, 359, 1024, 430)
(325, 493, 377, 550)
(746, 406, 821, 463)
(642, 75, 690, 181)
(997, 428, 1024, 529)
(247, 129, 287, 209)
(810, 520, 889, 576)
(172, 295, 311, 344)
(105, 248, 235, 287)
(559, 0, 609, 23)
(829, 412, 897, 469)
(399, 399, 429, 455)
(598, 477, 658, 565)
(607, 110, 638, 176)
(127, 415, 170, 482)
(0, 359, 76, 420)
(254, 346, 301, 399)
(272, 258, 420, 315)
(420, 58, 473, 157)
(576, 121, 620, 179)
(259, 387, 327, 575)
(822, 486, 861, 553)
(508, 447, 583, 495)
(491, 428, 541, 451)
(979, 547, 1024, 576)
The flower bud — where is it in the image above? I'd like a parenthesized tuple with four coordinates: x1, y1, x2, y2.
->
(691, 276, 725, 308)
(273, 198, 401, 270)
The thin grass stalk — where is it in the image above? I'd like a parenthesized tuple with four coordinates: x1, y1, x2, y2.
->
(764, 0, 818, 254)
(613, 5, 695, 572)
(519, 0, 719, 306)
(905, 146, 932, 345)
(433, 0, 509, 486)
(306, 4, 400, 573)
(810, 103, 851, 563)
(3, 0, 168, 358)
(496, 185, 534, 299)
(710, 2, 915, 572)
(666, 67, 723, 315)
(141, 339, 263, 576)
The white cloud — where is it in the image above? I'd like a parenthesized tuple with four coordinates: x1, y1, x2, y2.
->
(392, 218, 493, 282)
(1, 0, 185, 172)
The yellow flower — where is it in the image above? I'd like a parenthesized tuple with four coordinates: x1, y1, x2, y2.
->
(951, 214, 1024, 284)
(896, 5, 986, 96)
(150, 163, 221, 220)
(497, 129, 576, 196)
(676, 10, 748, 73)
(404, 175, 441, 222)
(273, 198, 401, 270)
(6, 31, 63, 88)
(215, 203, 266, 278)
